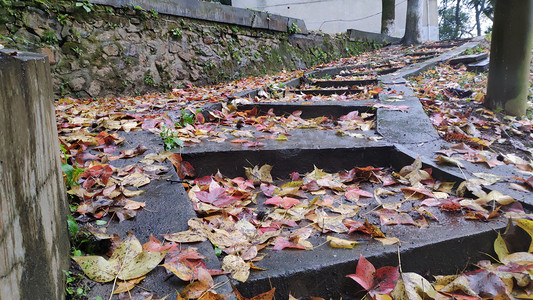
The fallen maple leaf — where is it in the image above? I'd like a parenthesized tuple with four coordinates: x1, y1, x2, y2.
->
(167, 153, 196, 179)
(231, 283, 275, 300)
(264, 196, 301, 209)
(390, 272, 436, 300)
(327, 236, 358, 248)
(346, 254, 400, 298)
(222, 254, 250, 282)
(245, 164, 273, 185)
(374, 209, 418, 226)
(72, 233, 167, 283)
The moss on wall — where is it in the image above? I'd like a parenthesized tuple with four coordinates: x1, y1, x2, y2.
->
(0, 0, 379, 98)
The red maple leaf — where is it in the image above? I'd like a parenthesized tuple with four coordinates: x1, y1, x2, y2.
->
(346, 254, 399, 299)
(264, 196, 300, 209)
(195, 181, 238, 207)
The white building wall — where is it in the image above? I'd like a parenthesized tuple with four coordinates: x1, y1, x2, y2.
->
(232, 0, 439, 41)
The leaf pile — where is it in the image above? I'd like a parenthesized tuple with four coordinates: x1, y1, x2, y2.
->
(409, 61, 533, 192)
(163, 157, 519, 283)
(159, 107, 377, 148)
(346, 219, 533, 299)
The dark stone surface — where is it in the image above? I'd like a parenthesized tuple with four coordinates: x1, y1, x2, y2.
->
(448, 52, 489, 65)
(467, 57, 490, 72)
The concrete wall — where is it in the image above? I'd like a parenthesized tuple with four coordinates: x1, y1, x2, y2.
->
(232, 0, 439, 41)
(0, 50, 70, 299)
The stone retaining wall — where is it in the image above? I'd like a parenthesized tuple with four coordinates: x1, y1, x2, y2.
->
(0, 0, 376, 99)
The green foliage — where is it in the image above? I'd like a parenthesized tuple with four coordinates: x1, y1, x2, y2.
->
(203, 61, 216, 72)
(288, 23, 301, 35)
(144, 74, 155, 86)
(55, 12, 68, 25)
(71, 46, 83, 56)
(439, 4, 471, 40)
(63, 270, 91, 299)
(461, 45, 484, 55)
(67, 215, 79, 237)
(42, 29, 58, 45)
(176, 108, 200, 128)
(60, 145, 85, 189)
(160, 126, 184, 150)
(170, 28, 183, 39)
(74, 0, 93, 13)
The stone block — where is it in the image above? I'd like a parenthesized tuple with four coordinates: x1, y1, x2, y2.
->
(0, 49, 70, 300)
(102, 42, 119, 56)
(69, 76, 86, 91)
(87, 79, 102, 97)
(347, 29, 400, 44)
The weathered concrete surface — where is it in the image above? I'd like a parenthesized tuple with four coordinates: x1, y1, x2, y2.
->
(0, 50, 70, 299)
(88, 0, 307, 34)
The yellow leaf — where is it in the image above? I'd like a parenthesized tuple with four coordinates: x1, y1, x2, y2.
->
(122, 188, 145, 198)
(72, 256, 119, 283)
(118, 250, 167, 280)
(488, 191, 515, 206)
(222, 255, 250, 282)
(245, 165, 273, 184)
(327, 236, 358, 248)
(376, 237, 400, 246)
(123, 199, 146, 210)
(439, 275, 478, 297)
(121, 171, 151, 188)
(391, 273, 436, 300)
(73, 233, 166, 283)
(112, 276, 145, 294)
(275, 134, 288, 141)
(162, 261, 194, 281)
(513, 219, 533, 252)
(501, 252, 533, 265)
(435, 155, 464, 168)
(163, 230, 207, 243)
(474, 92, 485, 102)
(494, 232, 510, 262)
(281, 181, 303, 189)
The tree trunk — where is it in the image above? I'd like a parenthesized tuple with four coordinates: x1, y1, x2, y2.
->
(485, 0, 533, 116)
(402, 0, 423, 45)
(474, 3, 482, 36)
(453, 0, 462, 38)
(381, 0, 396, 35)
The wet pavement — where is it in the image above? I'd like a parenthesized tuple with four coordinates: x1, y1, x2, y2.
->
(84, 36, 531, 299)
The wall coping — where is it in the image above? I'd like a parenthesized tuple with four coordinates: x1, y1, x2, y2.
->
(88, 0, 308, 34)
(347, 29, 401, 45)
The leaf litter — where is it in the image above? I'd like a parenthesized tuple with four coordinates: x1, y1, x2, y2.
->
(61, 39, 533, 299)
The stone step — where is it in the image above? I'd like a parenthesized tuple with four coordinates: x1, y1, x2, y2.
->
(448, 52, 489, 65)
(467, 57, 490, 72)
